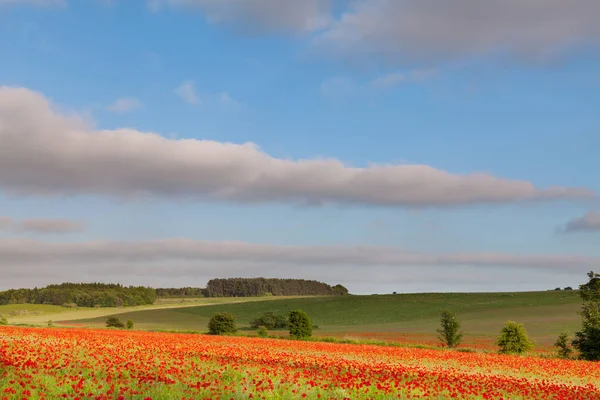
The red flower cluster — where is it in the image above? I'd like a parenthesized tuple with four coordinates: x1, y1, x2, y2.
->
(1, 326, 599, 399)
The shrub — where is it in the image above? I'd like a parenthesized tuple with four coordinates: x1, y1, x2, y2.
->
(0, 315, 7, 325)
(47, 320, 54, 328)
(436, 310, 463, 348)
(62, 303, 78, 308)
(105, 316, 125, 328)
(573, 272, 600, 361)
(208, 312, 237, 335)
(250, 312, 288, 330)
(554, 331, 573, 359)
(126, 320, 134, 330)
(289, 310, 312, 339)
(497, 321, 534, 354)
(257, 326, 268, 338)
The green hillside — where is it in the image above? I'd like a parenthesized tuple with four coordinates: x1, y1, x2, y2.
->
(65, 291, 583, 344)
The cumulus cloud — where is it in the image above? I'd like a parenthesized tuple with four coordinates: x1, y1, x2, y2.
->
(174, 81, 200, 105)
(1, 237, 598, 270)
(106, 97, 144, 113)
(315, 0, 600, 64)
(0, 216, 86, 233)
(156, 0, 331, 33)
(0, 86, 594, 206)
(562, 211, 600, 233)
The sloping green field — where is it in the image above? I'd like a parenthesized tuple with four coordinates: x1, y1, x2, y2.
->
(62, 291, 583, 345)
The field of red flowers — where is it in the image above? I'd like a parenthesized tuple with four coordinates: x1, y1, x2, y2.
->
(1, 326, 599, 399)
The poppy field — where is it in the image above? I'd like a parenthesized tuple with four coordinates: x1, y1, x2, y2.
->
(1, 326, 600, 399)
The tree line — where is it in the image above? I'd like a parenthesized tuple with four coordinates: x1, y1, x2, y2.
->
(0, 283, 157, 307)
(0, 278, 348, 308)
(203, 278, 348, 297)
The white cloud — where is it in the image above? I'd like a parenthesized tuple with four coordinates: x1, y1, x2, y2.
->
(0, 86, 594, 206)
(158, 0, 331, 33)
(316, 0, 600, 65)
(0, 216, 86, 233)
(174, 81, 200, 105)
(106, 97, 144, 113)
(563, 211, 600, 233)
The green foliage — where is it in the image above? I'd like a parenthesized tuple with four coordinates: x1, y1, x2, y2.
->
(554, 331, 573, 359)
(0, 282, 157, 308)
(0, 315, 7, 325)
(256, 326, 268, 338)
(497, 321, 534, 354)
(126, 320, 134, 330)
(289, 309, 312, 339)
(573, 271, 600, 361)
(47, 320, 54, 328)
(208, 312, 237, 335)
(250, 312, 288, 330)
(205, 278, 348, 297)
(105, 316, 125, 328)
(436, 310, 463, 348)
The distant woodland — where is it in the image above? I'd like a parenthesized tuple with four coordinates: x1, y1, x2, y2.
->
(0, 278, 348, 307)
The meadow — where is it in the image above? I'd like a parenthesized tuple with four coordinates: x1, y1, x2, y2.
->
(56, 291, 582, 348)
(1, 325, 599, 399)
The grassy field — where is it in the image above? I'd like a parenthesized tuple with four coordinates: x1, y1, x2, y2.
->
(63, 291, 583, 346)
(1, 296, 306, 326)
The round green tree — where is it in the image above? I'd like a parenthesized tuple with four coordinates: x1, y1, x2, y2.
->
(497, 321, 534, 354)
(288, 309, 312, 339)
(208, 312, 237, 335)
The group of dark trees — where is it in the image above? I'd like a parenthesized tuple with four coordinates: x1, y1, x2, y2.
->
(0, 278, 348, 308)
(208, 309, 313, 339)
(0, 283, 157, 308)
(204, 278, 348, 297)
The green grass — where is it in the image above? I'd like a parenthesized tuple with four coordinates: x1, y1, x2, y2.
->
(67, 291, 583, 344)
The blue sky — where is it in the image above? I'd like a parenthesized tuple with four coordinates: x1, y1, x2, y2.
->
(0, 0, 599, 293)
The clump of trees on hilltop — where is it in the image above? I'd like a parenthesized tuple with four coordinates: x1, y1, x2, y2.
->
(0, 283, 157, 308)
(204, 278, 348, 297)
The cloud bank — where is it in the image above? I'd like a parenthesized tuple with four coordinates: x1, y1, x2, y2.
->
(1, 237, 597, 270)
(563, 211, 600, 233)
(0, 86, 594, 207)
(0, 216, 86, 233)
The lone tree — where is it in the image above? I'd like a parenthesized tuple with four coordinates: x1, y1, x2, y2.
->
(105, 316, 125, 328)
(126, 320, 134, 330)
(289, 309, 312, 339)
(208, 312, 237, 335)
(555, 331, 573, 359)
(572, 271, 600, 361)
(0, 315, 7, 326)
(497, 321, 534, 354)
(437, 310, 463, 348)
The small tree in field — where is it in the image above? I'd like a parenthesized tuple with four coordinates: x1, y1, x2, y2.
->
(555, 331, 573, 359)
(0, 315, 7, 326)
(208, 312, 237, 335)
(105, 316, 125, 328)
(289, 310, 312, 339)
(126, 320, 134, 330)
(497, 321, 534, 354)
(437, 310, 463, 348)
(256, 326, 268, 338)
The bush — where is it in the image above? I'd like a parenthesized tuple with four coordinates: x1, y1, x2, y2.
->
(208, 312, 237, 335)
(256, 326, 268, 338)
(47, 320, 54, 328)
(554, 331, 573, 359)
(0, 315, 7, 325)
(250, 312, 288, 330)
(105, 316, 125, 328)
(573, 272, 600, 361)
(289, 309, 312, 339)
(497, 321, 534, 354)
(62, 303, 78, 308)
(436, 310, 463, 348)
(126, 320, 134, 330)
